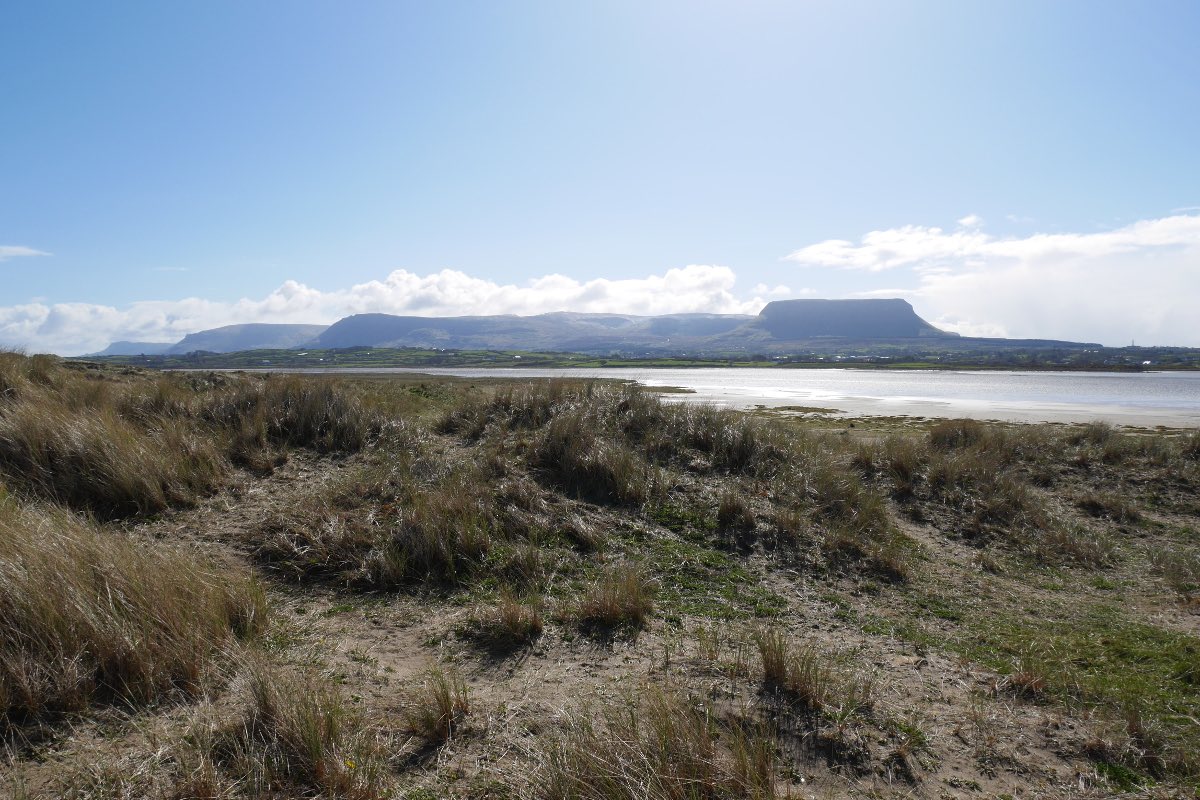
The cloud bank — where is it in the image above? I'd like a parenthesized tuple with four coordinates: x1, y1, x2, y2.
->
(1, 265, 788, 355)
(787, 213, 1200, 346)
(6, 213, 1196, 355)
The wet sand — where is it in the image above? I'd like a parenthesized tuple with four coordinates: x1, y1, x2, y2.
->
(671, 389, 1200, 428)
(234, 366, 1200, 429)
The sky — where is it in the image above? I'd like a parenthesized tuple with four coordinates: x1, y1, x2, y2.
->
(2, 0, 1199, 355)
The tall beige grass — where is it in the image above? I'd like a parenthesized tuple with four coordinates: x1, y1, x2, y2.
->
(574, 562, 655, 631)
(0, 504, 265, 725)
(0, 399, 224, 517)
(537, 684, 780, 800)
(201, 375, 383, 453)
(176, 664, 389, 799)
(0, 355, 378, 518)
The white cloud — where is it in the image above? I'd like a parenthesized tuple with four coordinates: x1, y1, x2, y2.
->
(751, 283, 796, 297)
(1, 264, 783, 355)
(785, 225, 998, 273)
(0, 246, 50, 262)
(789, 213, 1200, 346)
(957, 214, 983, 228)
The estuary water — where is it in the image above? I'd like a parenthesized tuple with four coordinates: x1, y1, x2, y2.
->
(265, 366, 1200, 427)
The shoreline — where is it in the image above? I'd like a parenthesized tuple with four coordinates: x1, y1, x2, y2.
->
(187, 365, 1200, 429)
(716, 393, 1200, 429)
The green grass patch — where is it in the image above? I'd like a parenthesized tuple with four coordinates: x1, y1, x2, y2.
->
(638, 534, 786, 620)
(898, 589, 1200, 777)
(647, 501, 715, 535)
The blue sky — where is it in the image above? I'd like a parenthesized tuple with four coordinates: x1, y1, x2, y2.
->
(3, 0, 1199, 353)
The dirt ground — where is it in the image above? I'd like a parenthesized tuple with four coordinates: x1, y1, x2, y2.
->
(4, 384, 1198, 799)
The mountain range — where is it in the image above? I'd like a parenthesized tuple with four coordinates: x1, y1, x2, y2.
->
(88, 299, 1095, 357)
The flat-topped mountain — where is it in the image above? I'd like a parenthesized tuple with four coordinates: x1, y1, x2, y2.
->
(93, 299, 1095, 357)
(755, 299, 953, 339)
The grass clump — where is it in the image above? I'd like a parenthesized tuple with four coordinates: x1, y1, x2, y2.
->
(254, 464, 504, 589)
(1031, 523, 1116, 568)
(371, 485, 497, 586)
(1075, 490, 1141, 523)
(801, 463, 913, 581)
(1149, 545, 1200, 600)
(928, 418, 986, 450)
(0, 356, 378, 519)
(181, 665, 389, 799)
(442, 381, 794, 482)
(660, 402, 791, 476)
(754, 629, 874, 718)
(204, 375, 383, 454)
(1181, 431, 1200, 461)
(0, 399, 224, 518)
(537, 684, 781, 800)
(717, 490, 757, 534)
(531, 409, 650, 505)
(574, 562, 655, 632)
(462, 592, 544, 652)
(0, 505, 265, 727)
(400, 666, 470, 745)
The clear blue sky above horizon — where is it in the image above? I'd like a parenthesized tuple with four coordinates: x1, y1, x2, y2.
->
(3, 0, 1199, 353)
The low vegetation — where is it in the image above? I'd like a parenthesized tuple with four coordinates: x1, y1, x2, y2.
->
(400, 666, 470, 746)
(537, 684, 781, 800)
(171, 664, 391, 799)
(0, 503, 264, 728)
(573, 562, 656, 632)
(0, 352, 380, 517)
(461, 591, 544, 651)
(3, 352, 1199, 798)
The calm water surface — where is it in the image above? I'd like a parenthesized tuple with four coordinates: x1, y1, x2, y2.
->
(261, 366, 1200, 427)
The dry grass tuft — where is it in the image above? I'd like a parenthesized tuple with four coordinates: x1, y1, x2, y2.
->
(203, 375, 383, 454)
(717, 490, 757, 533)
(531, 409, 649, 505)
(463, 592, 544, 651)
(0, 398, 224, 518)
(1149, 545, 1200, 599)
(0, 356, 377, 519)
(401, 666, 470, 745)
(575, 562, 655, 631)
(254, 464, 504, 589)
(1182, 431, 1200, 461)
(178, 664, 389, 799)
(1032, 524, 1116, 568)
(1075, 490, 1141, 523)
(755, 629, 874, 717)
(928, 418, 986, 450)
(0, 505, 264, 727)
(537, 684, 781, 800)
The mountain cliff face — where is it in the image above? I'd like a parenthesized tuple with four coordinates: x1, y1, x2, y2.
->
(753, 299, 954, 339)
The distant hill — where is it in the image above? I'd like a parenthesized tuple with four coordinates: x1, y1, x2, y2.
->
(165, 324, 329, 355)
(306, 300, 965, 354)
(88, 340, 175, 357)
(93, 299, 1100, 358)
(309, 311, 753, 353)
